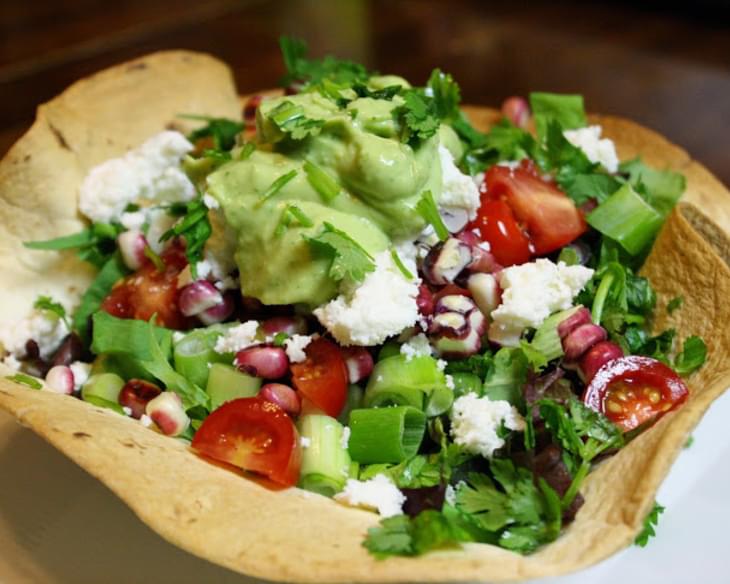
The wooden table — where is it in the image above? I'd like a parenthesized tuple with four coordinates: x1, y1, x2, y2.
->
(1, 0, 729, 184)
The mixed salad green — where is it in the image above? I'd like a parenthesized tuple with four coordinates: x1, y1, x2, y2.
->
(1, 37, 708, 558)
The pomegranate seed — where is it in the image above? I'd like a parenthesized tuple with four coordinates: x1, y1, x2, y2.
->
(235, 346, 289, 379)
(416, 284, 435, 317)
(146, 392, 190, 436)
(259, 383, 301, 416)
(562, 323, 608, 361)
(580, 341, 624, 382)
(243, 94, 263, 126)
(260, 316, 308, 337)
(340, 347, 374, 384)
(197, 293, 235, 325)
(119, 379, 162, 419)
(117, 231, 148, 271)
(501, 96, 530, 129)
(45, 365, 74, 395)
(557, 307, 593, 339)
(179, 281, 223, 317)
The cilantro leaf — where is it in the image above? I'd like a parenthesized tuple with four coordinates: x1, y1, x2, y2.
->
(274, 204, 314, 237)
(444, 351, 493, 380)
(397, 90, 441, 143)
(24, 223, 122, 269)
(267, 100, 325, 140)
(426, 69, 461, 120)
(159, 197, 212, 278)
(306, 222, 375, 284)
(364, 515, 414, 558)
(667, 296, 684, 314)
(279, 36, 370, 89)
(258, 170, 299, 206)
(483, 348, 529, 408)
(561, 173, 622, 206)
(303, 161, 342, 202)
(5, 373, 42, 390)
(529, 92, 587, 141)
(390, 249, 414, 281)
(622, 327, 675, 364)
(181, 115, 243, 151)
(674, 336, 707, 376)
(34, 295, 69, 328)
(620, 158, 686, 217)
(415, 190, 449, 241)
(635, 502, 665, 547)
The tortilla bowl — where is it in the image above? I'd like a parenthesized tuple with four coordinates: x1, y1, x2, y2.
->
(2, 51, 730, 583)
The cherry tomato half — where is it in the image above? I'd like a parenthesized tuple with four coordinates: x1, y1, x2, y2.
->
(191, 396, 301, 487)
(290, 337, 348, 418)
(102, 243, 189, 329)
(469, 198, 531, 266)
(582, 356, 689, 432)
(483, 165, 588, 257)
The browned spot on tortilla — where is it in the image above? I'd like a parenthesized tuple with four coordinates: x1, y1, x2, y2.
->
(73, 431, 91, 439)
(127, 62, 148, 71)
(48, 123, 70, 150)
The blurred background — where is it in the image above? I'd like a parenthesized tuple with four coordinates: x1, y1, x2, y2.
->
(1, 0, 729, 183)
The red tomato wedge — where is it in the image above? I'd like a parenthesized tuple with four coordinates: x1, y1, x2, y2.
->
(483, 165, 588, 256)
(290, 337, 348, 418)
(102, 243, 190, 329)
(582, 356, 689, 432)
(191, 397, 301, 487)
(469, 199, 531, 267)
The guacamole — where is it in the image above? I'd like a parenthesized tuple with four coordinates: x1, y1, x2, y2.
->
(206, 86, 458, 307)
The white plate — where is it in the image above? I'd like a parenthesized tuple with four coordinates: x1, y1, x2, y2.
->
(1, 391, 728, 583)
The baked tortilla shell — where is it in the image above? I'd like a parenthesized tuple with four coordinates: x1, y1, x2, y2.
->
(2, 57, 730, 582)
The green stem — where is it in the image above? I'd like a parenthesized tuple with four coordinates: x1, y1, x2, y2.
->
(298, 415, 351, 497)
(591, 272, 614, 325)
(561, 459, 591, 511)
(348, 406, 426, 464)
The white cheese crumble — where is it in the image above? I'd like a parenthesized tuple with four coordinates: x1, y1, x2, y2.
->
(445, 374, 455, 390)
(300, 436, 312, 448)
(119, 210, 147, 231)
(145, 208, 177, 254)
(69, 361, 91, 391)
(438, 145, 480, 220)
(399, 333, 432, 361)
(314, 250, 420, 346)
(213, 321, 260, 354)
(489, 259, 593, 346)
(79, 131, 195, 223)
(140, 414, 154, 428)
(340, 426, 351, 450)
(0, 309, 69, 360)
(202, 193, 220, 209)
(122, 406, 133, 416)
(450, 393, 525, 459)
(563, 125, 619, 174)
(334, 474, 406, 517)
(284, 334, 313, 363)
(1, 354, 20, 371)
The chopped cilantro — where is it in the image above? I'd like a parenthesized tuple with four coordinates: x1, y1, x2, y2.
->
(268, 100, 324, 140)
(667, 296, 684, 314)
(273, 332, 289, 347)
(159, 197, 212, 278)
(274, 204, 313, 236)
(306, 222, 375, 284)
(33, 295, 69, 328)
(5, 373, 42, 390)
(181, 114, 243, 151)
(303, 161, 341, 202)
(238, 141, 256, 160)
(24, 222, 122, 269)
(529, 92, 587, 141)
(635, 502, 665, 547)
(390, 249, 414, 280)
(257, 170, 299, 206)
(444, 351, 493, 380)
(561, 173, 621, 206)
(426, 68, 461, 120)
(143, 245, 165, 272)
(684, 435, 694, 449)
(620, 158, 686, 217)
(279, 36, 370, 89)
(397, 90, 441, 143)
(483, 347, 529, 408)
(415, 190, 449, 241)
(674, 336, 707, 376)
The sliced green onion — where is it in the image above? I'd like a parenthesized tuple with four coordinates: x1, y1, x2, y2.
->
(91, 312, 173, 361)
(591, 271, 615, 325)
(257, 169, 298, 206)
(530, 306, 582, 363)
(298, 414, 351, 497)
(269, 101, 305, 128)
(238, 142, 256, 160)
(173, 329, 225, 388)
(304, 161, 341, 202)
(424, 384, 454, 417)
(206, 363, 261, 411)
(587, 184, 663, 255)
(363, 354, 449, 415)
(82, 373, 125, 404)
(275, 204, 314, 236)
(348, 406, 426, 464)
(144, 245, 165, 271)
(557, 246, 580, 266)
(5, 373, 42, 390)
(337, 383, 364, 425)
(415, 190, 449, 241)
(390, 248, 414, 280)
(83, 394, 126, 415)
(377, 342, 401, 361)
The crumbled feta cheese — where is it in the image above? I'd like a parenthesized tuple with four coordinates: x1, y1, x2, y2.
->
(1, 354, 20, 371)
(445, 374, 455, 390)
(450, 393, 525, 459)
(0, 309, 69, 360)
(140, 414, 153, 428)
(145, 208, 177, 254)
(334, 474, 406, 517)
(444, 484, 456, 506)
(122, 406, 133, 416)
(79, 131, 195, 223)
(284, 335, 313, 363)
(314, 250, 421, 346)
(489, 259, 593, 346)
(300, 436, 312, 448)
(399, 333, 432, 361)
(214, 321, 260, 354)
(69, 361, 91, 391)
(172, 331, 186, 343)
(436, 359, 447, 372)
(120, 210, 147, 231)
(340, 426, 351, 450)
(563, 125, 619, 174)
(202, 193, 220, 209)
(496, 160, 522, 170)
(438, 145, 480, 220)
(472, 171, 485, 188)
